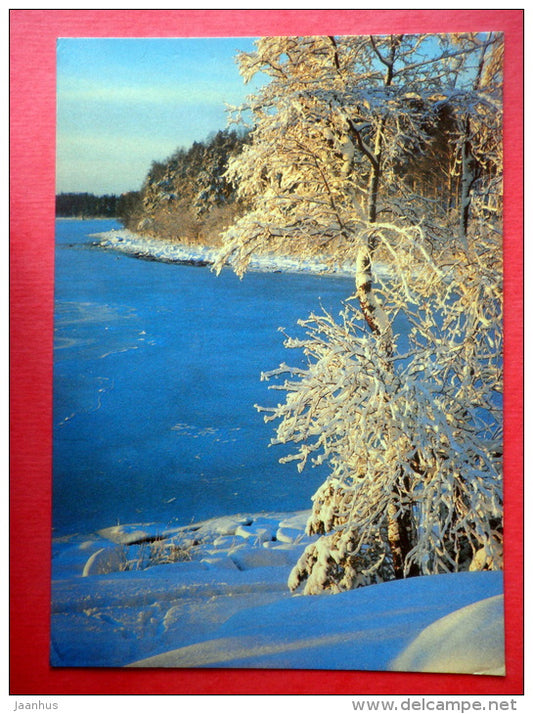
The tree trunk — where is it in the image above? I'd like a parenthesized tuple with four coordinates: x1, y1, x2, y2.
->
(356, 157, 418, 579)
(367, 164, 380, 225)
(349, 35, 418, 581)
(388, 474, 420, 578)
(459, 120, 479, 244)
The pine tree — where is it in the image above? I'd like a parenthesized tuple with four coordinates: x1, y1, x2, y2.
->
(134, 130, 248, 244)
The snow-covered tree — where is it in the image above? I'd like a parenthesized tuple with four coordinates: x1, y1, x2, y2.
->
(215, 34, 503, 593)
(132, 129, 248, 243)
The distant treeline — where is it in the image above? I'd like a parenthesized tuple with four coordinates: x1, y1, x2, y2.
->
(56, 192, 141, 219)
(56, 192, 118, 217)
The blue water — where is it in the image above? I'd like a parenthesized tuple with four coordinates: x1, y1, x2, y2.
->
(53, 220, 356, 536)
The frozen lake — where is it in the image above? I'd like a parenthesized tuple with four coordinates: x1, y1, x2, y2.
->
(52, 219, 355, 536)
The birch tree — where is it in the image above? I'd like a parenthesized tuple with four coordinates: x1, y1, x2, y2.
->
(215, 34, 503, 593)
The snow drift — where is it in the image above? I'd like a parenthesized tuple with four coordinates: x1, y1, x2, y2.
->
(51, 509, 504, 673)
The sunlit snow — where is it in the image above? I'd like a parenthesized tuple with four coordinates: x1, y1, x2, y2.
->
(91, 228, 392, 278)
(52, 508, 504, 672)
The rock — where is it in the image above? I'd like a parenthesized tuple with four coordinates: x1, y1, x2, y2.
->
(82, 546, 126, 577)
(230, 547, 294, 571)
(234, 525, 273, 543)
(97, 524, 157, 545)
(275, 526, 303, 544)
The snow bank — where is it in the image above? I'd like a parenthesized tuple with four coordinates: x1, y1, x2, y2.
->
(390, 594, 505, 675)
(51, 509, 504, 673)
(90, 228, 379, 278)
(128, 568, 503, 671)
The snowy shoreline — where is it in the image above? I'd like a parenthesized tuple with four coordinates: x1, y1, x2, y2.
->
(90, 227, 363, 277)
(52, 507, 504, 673)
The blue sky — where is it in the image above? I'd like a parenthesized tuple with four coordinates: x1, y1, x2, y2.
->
(56, 37, 261, 195)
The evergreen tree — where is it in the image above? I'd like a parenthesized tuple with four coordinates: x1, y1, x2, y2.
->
(133, 129, 248, 244)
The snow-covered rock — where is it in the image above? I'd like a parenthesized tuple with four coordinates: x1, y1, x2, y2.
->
(230, 545, 296, 571)
(82, 546, 126, 577)
(97, 524, 162, 545)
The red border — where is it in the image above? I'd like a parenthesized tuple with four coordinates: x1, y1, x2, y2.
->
(9, 9, 524, 696)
